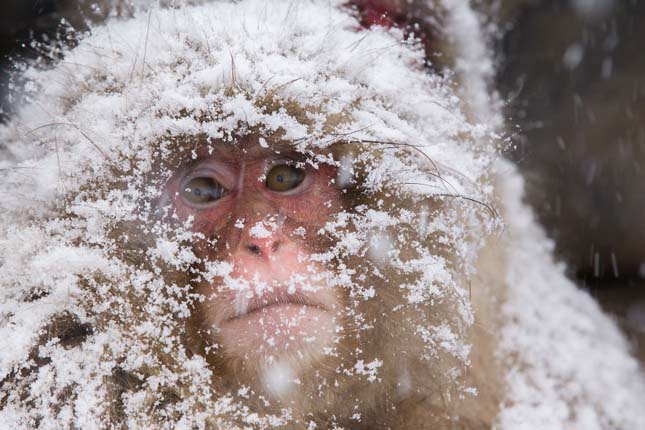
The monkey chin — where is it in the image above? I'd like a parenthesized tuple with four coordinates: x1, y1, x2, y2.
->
(201, 273, 342, 374)
(204, 294, 341, 403)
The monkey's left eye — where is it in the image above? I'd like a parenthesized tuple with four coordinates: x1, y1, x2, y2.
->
(181, 177, 226, 205)
(265, 164, 306, 192)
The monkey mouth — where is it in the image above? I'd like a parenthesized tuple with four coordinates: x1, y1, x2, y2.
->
(228, 291, 329, 321)
(209, 285, 338, 356)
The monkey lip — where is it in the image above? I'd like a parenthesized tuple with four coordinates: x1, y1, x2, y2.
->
(216, 289, 336, 355)
(225, 291, 329, 321)
(207, 275, 339, 355)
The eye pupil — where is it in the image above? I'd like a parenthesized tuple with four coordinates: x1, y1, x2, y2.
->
(181, 177, 225, 205)
(266, 165, 305, 192)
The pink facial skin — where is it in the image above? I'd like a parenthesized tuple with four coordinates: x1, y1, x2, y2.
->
(164, 144, 343, 362)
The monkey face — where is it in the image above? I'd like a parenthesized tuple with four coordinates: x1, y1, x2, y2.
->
(163, 141, 346, 369)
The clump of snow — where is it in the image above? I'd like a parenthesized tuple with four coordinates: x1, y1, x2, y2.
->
(353, 358, 383, 383)
(249, 220, 278, 240)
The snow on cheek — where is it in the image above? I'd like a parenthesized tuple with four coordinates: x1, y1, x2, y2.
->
(204, 260, 235, 281)
(148, 237, 199, 270)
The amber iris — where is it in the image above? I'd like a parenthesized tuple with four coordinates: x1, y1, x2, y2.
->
(265, 164, 305, 192)
(182, 177, 226, 204)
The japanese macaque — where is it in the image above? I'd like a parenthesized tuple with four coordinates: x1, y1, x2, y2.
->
(0, 1, 643, 430)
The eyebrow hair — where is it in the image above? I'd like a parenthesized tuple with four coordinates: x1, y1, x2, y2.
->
(173, 136, 316, 167)
(234, 137, 311, 161)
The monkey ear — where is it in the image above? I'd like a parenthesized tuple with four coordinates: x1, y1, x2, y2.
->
(350, 0, 447, 72)
(352, 0, 409, 29)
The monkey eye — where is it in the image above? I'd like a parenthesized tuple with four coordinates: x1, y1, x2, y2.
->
(181, 177, 226, 205)
(265, 164, 306, 192)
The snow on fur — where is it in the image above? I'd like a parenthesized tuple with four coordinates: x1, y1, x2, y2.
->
(0, 0, 642, 429)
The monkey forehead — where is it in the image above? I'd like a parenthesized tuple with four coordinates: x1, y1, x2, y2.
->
(187, 137, 327, 162)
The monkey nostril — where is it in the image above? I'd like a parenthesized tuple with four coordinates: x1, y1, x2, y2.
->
(271, 241, 280, 253)
(247, 244, 262, 255)
(245, 241, 280, 256)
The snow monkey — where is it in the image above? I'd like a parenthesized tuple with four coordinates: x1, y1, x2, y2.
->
(0, 1, 643, 430)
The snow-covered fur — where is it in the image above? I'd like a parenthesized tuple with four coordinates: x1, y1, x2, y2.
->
(0, 1, 643, 429)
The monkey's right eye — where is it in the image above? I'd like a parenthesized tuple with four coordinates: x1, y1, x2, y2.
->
(181, 177, 226, 205)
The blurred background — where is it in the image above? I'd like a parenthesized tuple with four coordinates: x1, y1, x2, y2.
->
(498, 0, 645, 360)
(1, 0, 643, 358)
